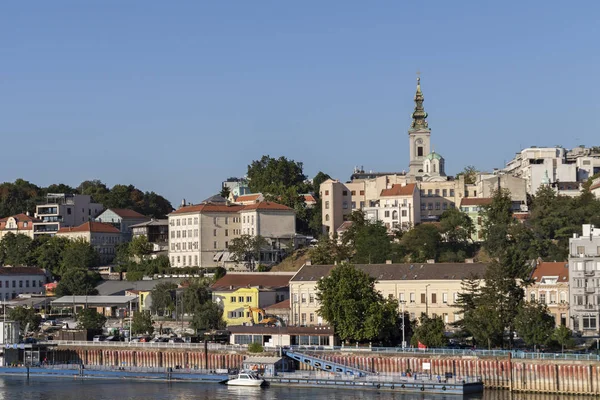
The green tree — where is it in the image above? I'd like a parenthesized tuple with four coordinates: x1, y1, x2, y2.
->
(60, 239, 100, 273)
(439, 208, 474, 246)
(247, 155, 309, 195)
(0, 179, 42, 217)
(480, 189, 515, 258)
(308, 236, 351, 265)
(316, 263, 399, 343)
(410, 313, 446, 348)
(129, 235, 152, 260)
(190, 302, 226, 332)
(312, 171, 332, 194)
(219, 186, 231, 199)
(55, 268, 101, 296)
(150, 282, 177, 316)
(131, 311, 154, 335)
(353, 220, 393, 264)
(552, 325, 574, 353)
(76, 308, 107, 330)
(453, 274, 481, 333)
(32, 236, 69, 276)
(463, 303, 504, 349)
(7, 306, 42, 334)
(182, 279, 211, 314)
(228, 234, 269, 271)
(213, 267, 226, 281)
(400, 224, 442, 262)
(0, 233, 34, 266)
(514, 301, 555, 348)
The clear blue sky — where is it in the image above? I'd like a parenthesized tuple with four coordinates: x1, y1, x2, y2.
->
(2, 1, 599, 205)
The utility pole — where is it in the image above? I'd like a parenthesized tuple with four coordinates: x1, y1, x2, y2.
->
(399, 300, 406, 349)
(425, 284, 431, 317)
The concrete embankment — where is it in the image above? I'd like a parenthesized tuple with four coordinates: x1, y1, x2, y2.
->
(52, 345, 600, 396)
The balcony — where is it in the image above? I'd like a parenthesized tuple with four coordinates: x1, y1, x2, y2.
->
(585, 287, 596, 294)
(36, 207, 59, 215)
(584, 270, 596, 276)
(575, 304, 598, 311)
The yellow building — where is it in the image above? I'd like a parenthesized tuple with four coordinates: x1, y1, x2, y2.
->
(126, 289, 152, 311)
(210, 273, 293, 326)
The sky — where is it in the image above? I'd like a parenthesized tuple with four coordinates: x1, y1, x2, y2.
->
(2, 1, 599, 206)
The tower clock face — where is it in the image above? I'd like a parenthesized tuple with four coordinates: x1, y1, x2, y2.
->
(415, 138, 423, 145)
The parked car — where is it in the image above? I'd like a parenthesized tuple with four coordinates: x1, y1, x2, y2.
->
(139, 336, 153, 343)
(169, 337, 185, 343)
(105, 336, 121, 342)
(93, 335, 106, 342)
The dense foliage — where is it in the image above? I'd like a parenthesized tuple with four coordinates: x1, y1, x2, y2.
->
(76, 308, 107, 330)
(0, 179, 172, 219)
(8, 306, 42, 334)
(131, 311, 154, 335)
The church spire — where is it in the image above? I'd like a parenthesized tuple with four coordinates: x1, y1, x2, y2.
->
(410, 75, 429, 131)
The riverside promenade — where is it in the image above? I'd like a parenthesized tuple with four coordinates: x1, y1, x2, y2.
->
(28, 341, 600, 396)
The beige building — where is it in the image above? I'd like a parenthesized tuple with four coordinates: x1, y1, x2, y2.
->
(591, 177, 600, 198)
(289, 262, 487, 328)
(56, 221, 123, 263)
(168, 200, 295, 269)
(526, 261, 569, 327)
(0, 213, 41, 240)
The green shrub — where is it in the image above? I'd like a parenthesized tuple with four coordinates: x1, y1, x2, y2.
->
(248, 342, 264, 353)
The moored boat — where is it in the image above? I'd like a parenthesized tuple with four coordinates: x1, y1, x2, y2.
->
(226, 371, 266, 387)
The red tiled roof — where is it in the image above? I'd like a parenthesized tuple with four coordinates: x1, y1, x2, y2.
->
(242, 201, 293, 211)
(264, 299, 290, 310)
(57, 221, 120, 234)
(211, 273, 293, 291)
(0, 267, 45, 276)
(336, 221, 353, 233)
(380, 183, 417, 197)
(235, 194, 261, 202)
(0, 213, 41, 230)
(514, 212, 530, 220)
(532, 262, 569, 282)
(108, 208, 148, 219)
(303, 194, 316, 203)
(460, 198, 493, 206)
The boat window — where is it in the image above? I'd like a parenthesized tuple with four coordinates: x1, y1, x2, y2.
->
(241, 374, 250, 379)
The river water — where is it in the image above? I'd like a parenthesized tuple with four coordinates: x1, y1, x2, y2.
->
(0, 376, 577, 400)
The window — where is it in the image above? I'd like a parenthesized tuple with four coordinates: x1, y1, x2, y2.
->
(384, 211, 390, 218)
(182, 230, 186, 238)
(343, 201, 348, 209)
(392, 210, 398, 219)
(195, 255, 198, 265)
(351, 202, 356, 209)
(301, 293, 306, 303)
(325, 201, 330, 210)
(0, 281, 2, 288)
(442, 203, 448, 210)
(530, 292, 536, 302)
(431, 293, 437, 303)
(325, 190, 329, 196)
(421, 203, 426, 210)
(435, 189, 440, 196)
(213, 229, 217, 236)
(401, 210, 407, 217)
(182, 218, 186, 226)
(417, 147, 423, 157)
(310, 313, 315, 323)
(231, 296, 236, 302)
(539, 293, 546, 304)
(442, 293, 448, 303)
(450, 189, 455, 197)
(19, 281, 22, 288)
(213, 217, 217, 225)
(351, 190, 356, 195)
(309, 294, 315, 303)
(325, 214, 330, 222)
(443, 313, 449, 324)
(194, 217, 198, 224)
(583, 315, 597, 330)
(238, 296, 244, 302)
(442, 189, 447, 197)
(301, 313, 306, 324)
(213, 241, 217, 249)
(427, 189, 432, 196)
(225, 217, 228, 225)
(435, 202, 440, 210)
(342, 190, 348, 196)
(176, 219, 180, 226)
(225, 229, 229, 237)
(577, 246, 585, 255)
(360, 190, 365, 195)
(410, 293, 415, 303)
(420, 293, 426, 303)
(428, 203, 433, 210)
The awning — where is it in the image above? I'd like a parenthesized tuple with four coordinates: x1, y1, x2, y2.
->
(213, 252, 224, 262)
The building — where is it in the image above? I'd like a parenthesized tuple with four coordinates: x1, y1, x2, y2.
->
(130, 219, 169, 244)
(95, 208, 150, 241)
(568, 224, 600, 336)
(222, 177, 251, 198)
(0, 321, 20, 345)
(168, 200, 296, 269)
(289, 262, 487, 328)
(263, 299, 290, 326)
(56, 221, 123, 263)
(459, 198, 492, 242)
(526, 261, 569, 327)
(363, 183, 420, 232)
(0, 267, 47, 300)
(210, 272, 293, 326)
(233, 193, 264, 205)
(125, 289, 152, 311)
(33, 194, 103, 237)
(0, 213, 41, 240)
(51, 295, 138, 318)
(591, 177, 600, 198)
(228, 325, 335, 347)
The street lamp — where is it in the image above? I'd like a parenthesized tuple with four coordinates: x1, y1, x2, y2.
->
(425, 284, 431, 317)
(399, 300, 407, 349)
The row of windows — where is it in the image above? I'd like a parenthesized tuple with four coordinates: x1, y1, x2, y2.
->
(230, 296, 253, 303)
(170, 217, 199, 227)
(0, 280, 42, 288)
(323, 190, 365, 197)
(171, 242, 199, 251)
(420, 189, 455, 198)
(171, 229, 199, 239)
(530, 291, 567, 303)
(421, 202, 454, 211)
(90, 236, 120, 244)
(171, 255, 199, 266)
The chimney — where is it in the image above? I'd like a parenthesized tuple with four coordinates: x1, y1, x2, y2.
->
(426, 259, 435, 264)
(334, 260, 337, 265)
(385, 260, 392, 264)
(465, 258, 474, 264)
(305, 260, 312, 266)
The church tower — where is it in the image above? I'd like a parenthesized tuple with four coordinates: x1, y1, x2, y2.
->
(408, 76, 431, 177)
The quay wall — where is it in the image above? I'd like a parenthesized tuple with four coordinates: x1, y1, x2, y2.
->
(53, 346, 600, 395)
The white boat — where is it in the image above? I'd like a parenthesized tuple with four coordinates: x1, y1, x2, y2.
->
(226, 371, 266, 387)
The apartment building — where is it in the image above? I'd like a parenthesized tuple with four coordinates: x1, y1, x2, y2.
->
(57, 221, 123, 263)
(95, 208, 150, 241)
(168, 200, 295, 269)
(130, 219, 169, 244)
(526, 261, 569, 327)
(568, 224, 600, 336)
(289, 262, 487, 328)
(33, 194, 103, 237)
(0, 213, 41, 240)
(363, 183, 420, 231)
(0, 267, 47, 300)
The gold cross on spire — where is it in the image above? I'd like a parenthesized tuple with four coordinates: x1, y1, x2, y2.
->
(416, 70, 421, 83)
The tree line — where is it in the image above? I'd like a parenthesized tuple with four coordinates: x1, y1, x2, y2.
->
(0, 178, 173, 219)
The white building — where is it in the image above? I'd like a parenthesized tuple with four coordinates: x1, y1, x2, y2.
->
(33, 194, 103, 237)
(0, 213, 41, 240)
(168, 200, 296, 269)
(363, 183, 420, 232)
(0, 267, 46, 300)
(95, 208, 150, 241)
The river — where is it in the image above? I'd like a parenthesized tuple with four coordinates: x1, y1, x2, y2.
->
(0, 376, 578, 400)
